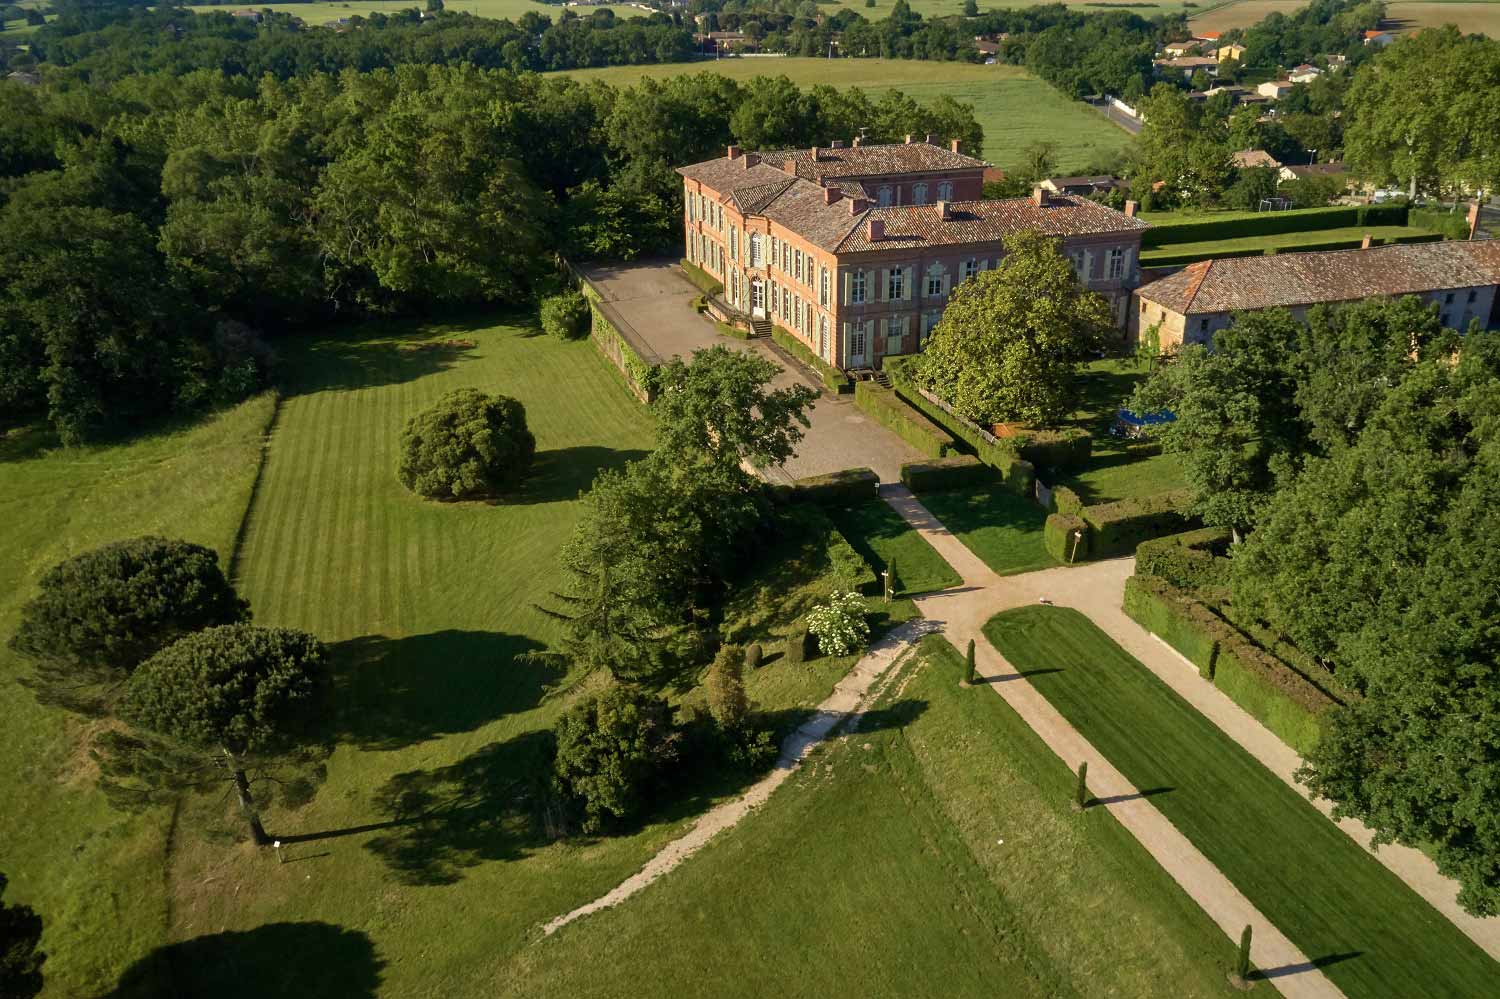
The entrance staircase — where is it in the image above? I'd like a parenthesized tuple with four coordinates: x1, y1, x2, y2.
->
(749, 317, 772, 339)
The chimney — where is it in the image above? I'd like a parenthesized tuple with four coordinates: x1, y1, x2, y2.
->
(811, 145, 821, 162)
(847, 196, 869, 216)
(727, 145, 741, 160)
(1032, 185, 1047, 207)
(935, 200, 950, 220)
(1124, 199, 1138, 218)
(781, 158, 796, 176)
(1468, 200, 1481, 239)
(925, 133, 937, 144)
(823, 186, 840, 205)
(950, 138, 961, 153)
(852, 136, 862, 148)
(905, 134, 914, 144)
(1360, 233, 1372, 249)
(866, 218, 885, 242)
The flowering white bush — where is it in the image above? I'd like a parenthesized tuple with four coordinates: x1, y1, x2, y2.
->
(805, 590, 870, 656)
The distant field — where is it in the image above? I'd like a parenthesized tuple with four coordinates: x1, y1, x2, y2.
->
(1188, 0, 1308, 31)
(829, 0, 1200, 16)
(558, 58, 1132, 172)
(186, 0, 648, 25)
(1385, 1, 1500, 37)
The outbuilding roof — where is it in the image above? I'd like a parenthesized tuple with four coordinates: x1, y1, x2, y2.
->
(1136, 240, 1500, 315)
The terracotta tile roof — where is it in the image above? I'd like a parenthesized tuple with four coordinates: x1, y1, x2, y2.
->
(760, 141, 989, 180)
(728, 178, 796, 214)
(1280, 162, 1347, 179)
(761, 181, 866, 252)
(1136, 240, 1500, 314)
(833, 195, 1148, 253)
(1232, 149, 1281, 169)
(676, 156, 795, 195)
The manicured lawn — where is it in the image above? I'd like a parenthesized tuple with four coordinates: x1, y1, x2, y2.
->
(0, 396, 278, 996)
(1057, 448, 1185, 505)
(916, 486, 1056, 575)
(500, 635, 1254, 997)
(984, 605, 1500, 999)
(558, 59, 1131, 173)
(830, 498, 962, 595)
(1141, 225, 1438, 263)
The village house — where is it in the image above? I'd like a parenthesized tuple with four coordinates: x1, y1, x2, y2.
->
(1040, 175, 1125, 198)
(1131, 239, 1500, 348)
(1232, 149, 1282, 170)
(1279, 161, 1347, 185)
(1363, 29, 1396, 46)
(1289, 63, 1321, 83)
(1256, 79, 1296, 99)
(1215, 43, 1247, 62)
(678, 139, 1148, 370)
(1155, 55, 1221, 81)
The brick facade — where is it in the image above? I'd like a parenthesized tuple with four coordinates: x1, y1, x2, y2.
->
(679, 140, 1148, 371)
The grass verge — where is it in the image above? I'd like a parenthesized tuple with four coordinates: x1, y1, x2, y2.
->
(983, 605, 1500, 999)
(829, 498, 962, 596)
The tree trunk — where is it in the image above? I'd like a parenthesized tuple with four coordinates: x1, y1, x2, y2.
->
(223, 747, 271, 846)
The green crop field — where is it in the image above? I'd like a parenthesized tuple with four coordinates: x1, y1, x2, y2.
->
(985, 606, 1500, 999)
(500, 636, 1259, 997)
(186, 0, 647, 25)
(1385, 1, 1500, 37)
(558, 59, 1133, 173)
(0, 397, 279, 995)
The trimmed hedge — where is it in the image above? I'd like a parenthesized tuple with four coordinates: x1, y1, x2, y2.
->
(900, 455, 995, 493)
(771, 327, 852, 394)
(884, 356, 1036, 497)
(680, 258, 724, 297)
(1012, 427, 1091, 472)
(1044, 513, 1089, 564)
(786, 467, 879, 507)
(1386, 230, 1444, 246)
(1081, 490, 1194, 559)
(588, 302, 659, 402)
(1135, 526, 1231, 591)
(1409, 207, 1472, 241)
(1050, 484, 1085, 516)
(1123, 575, 1337, 755)
(540, 291, 589, 340)
(854, 382, 956, 459)
(1139, 245, 1268, 268)
(715, 321, 751, 340)
(1141, 205, 1362, 248)
(827, 523, 880, 594)
(1356, 202, 1409, 227)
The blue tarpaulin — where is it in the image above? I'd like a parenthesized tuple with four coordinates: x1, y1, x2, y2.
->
(1116, 408, 1176, 428)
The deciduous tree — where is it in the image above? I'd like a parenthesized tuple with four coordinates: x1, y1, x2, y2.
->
(0, 874, 44, 999)
(550, 683, 679, 833)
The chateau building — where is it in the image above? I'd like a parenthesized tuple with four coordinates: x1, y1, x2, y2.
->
(1132, 239, 1500, 348)
(677, 138, 1149, 371)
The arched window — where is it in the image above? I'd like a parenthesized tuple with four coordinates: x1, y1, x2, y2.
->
(913, 183, 928, 205)
(937, 181, 953, 201)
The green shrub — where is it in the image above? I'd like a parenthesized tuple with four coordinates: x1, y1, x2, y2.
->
(827, 524, 879, 594)
(1122, 575, 1219, 676)
(900, 455, 995, 493)
(743, 643, 763, 670)
(1044, 513, 1089, 563)
(706, 644, 749, 731)
(1408, 207, 1472, 241)
(551, 683, 680, 833)
(398, 388, 535, 500)
(1012, 427, 1091, 472)
(715, 321, 751, 340)
(539, 291, 589, 340)
(1135, 526, 1232, 591)
(854, 381, 955, 458)
(786, 467, 879, 507)
(806, 590, 869, 656)
(770, 327, 851, 394)
(783, 626, 808, 665)
(588, 304, 660, 402)
(679, 258, 724, 296)
(1050, 484, 1085, 516)
(1141, 205, 1360, 248)
(1081, 490, 1194, 558)
(884, 356, 1036, 497)
(1384, 230, 1444, 246)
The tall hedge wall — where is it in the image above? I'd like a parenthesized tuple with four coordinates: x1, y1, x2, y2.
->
(1122, 575, 1337, 755)
(901, 455, 996, 493)
(1044, 513, 1089, 563)
(854, 382, 956, 459)
(883, 357, 1036, 497)
(1012, 427, 1092, 473)
(1142, 205, 1368, 248)
(1081, 489, 1195, 558)
(771, 327, 852, 394)
(782, 467, 879, 507)
(1135, 526, 1232, 591)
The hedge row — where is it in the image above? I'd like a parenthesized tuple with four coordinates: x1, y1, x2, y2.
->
(1081, 489, 1194, 559)
(1139, 245, 1268, 268)
(781, 467, 879, 507)
(1012, 427, 1091, 472)
(771, 327, 853, 394)
(1044, 513, 1089, 563)
(1050, 484, 1085, 516)
(679, 258, 724, 297)
(1123, 575, 1337, 755)
(854, 382, 956, 459)
(1135, 526, 1232, 591)
(1142, 205, 1376, 248)
(900, 455, 995, 493)
(715, 321, 751, 340)
(883, 357, 1036, 497)
(1409, 207, 1473, 241)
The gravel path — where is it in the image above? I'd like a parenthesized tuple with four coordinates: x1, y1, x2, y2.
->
(540, 617, 936, 937)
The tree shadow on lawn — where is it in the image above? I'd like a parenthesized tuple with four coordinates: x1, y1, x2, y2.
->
(1249, 951, 1363, 981)
(362, 700, 929, 887)
(330, 630, 558, 751)
(511, 445, 650, 506)
(924, 488, 1048, 534)
(104, 922, 383, 999)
